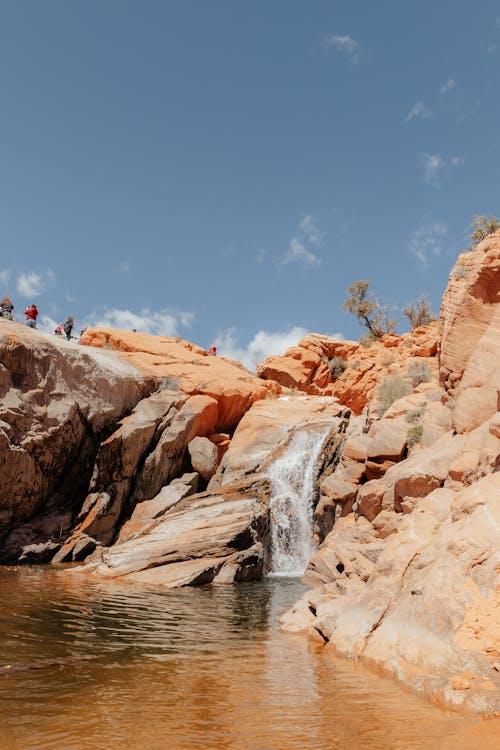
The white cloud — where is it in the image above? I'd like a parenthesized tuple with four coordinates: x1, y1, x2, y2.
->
(214, 326, 308, 370)
(450, 156, 464, 167)
(322, 34, 359, 64)
(422, 153, 444, 186)
(405, 101, 431, 122)
(440, 78, 456, 94)
(0, 269, 10, 286)
(283, 238, 321, 267)
(409, 218, 448, 267)
(299, 214, 324, 245)
(86, 307, 194, 336)
(118, 261, 130, 274)
(17, 271, 45, 298)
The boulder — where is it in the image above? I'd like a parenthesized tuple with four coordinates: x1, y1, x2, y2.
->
(188, 436, 218, 480)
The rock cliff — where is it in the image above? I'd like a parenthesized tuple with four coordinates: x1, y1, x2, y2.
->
(281, 233, 500, 716)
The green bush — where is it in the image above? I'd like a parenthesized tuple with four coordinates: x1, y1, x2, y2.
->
(407, 424, 423, 448)
(376, 375, 412, 416)
(468, 215, 500, 251)
(328, 356, 347, 379)
(406, 360, 431, 387)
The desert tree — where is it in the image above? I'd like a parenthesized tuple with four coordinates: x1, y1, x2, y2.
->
(342, 280, 398, 344)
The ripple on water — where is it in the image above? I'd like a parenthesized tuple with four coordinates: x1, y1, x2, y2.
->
(0, 567, 499, 750)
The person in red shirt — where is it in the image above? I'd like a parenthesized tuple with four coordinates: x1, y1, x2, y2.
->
(207, 345, 217, 356)
(24, 304, 39, 329)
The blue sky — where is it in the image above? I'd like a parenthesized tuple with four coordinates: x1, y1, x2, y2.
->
(0, 1, 499, 367)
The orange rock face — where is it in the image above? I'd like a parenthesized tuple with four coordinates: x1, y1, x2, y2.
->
(80, 327, 281, 431)
(258, 326, 439, 414)
(440, 232, 500, 433)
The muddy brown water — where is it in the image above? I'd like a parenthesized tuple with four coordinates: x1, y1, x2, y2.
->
(0, 567, 498, 750)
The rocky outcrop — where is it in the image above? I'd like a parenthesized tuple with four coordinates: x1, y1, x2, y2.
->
(258, 325, 439, 414)
(0, 324, 281, 562)
(0, 324, 154, 559)
(78, 479, 270, 586)
(81, 327, 280, 431)
(282, 234, 500, 716)
(440, 232, 500, 433)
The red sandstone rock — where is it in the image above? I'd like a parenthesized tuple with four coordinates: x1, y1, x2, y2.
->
(80, 327, 281, 431)
(257, 325, 439, 415)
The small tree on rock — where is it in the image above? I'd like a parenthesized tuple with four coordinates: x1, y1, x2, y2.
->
(468, 215, 500, 250)
(403, 294, 435, 330)
(342, 280, 398, 343)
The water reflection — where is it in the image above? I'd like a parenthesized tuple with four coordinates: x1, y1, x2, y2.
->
(0, 567, 498, 750)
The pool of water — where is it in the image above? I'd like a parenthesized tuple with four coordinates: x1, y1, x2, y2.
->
(0, 567, 498, 750)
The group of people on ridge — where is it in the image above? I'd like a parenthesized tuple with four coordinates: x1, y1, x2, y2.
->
(0, 297, 74, 341)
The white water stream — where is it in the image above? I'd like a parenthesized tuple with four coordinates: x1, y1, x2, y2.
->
(267, 427, 329, 577)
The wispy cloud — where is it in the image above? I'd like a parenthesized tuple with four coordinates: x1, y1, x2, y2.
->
(405, 101, 431, 122)
(277, 215, 324, 268)
(299, 214, 324, 245)
(282, 238, 321, 268)
(0, 269, 10, 286)
(322, 34, 360, 64)
(16, 270, 56, 298)
(440, 78, 456, 94)
(422, 154, 444, 185)
(421, 153, 464, 186)
(86, 307, 194, 336)
(409, 218, 448, 267)
(118, 261, 130, 274)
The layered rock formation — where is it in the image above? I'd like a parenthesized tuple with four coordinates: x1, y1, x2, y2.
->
(258, 325, 438, 414)
(0, 324, 278, 563)
(281, 234, 500, 716)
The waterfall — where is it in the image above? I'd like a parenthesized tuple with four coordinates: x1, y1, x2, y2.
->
(267, 427, 328, 577)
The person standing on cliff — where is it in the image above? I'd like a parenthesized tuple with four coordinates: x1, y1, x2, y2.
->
(0, 297, 14, 321)
(24, 303, 38, 329)
(63, 315, 74, 341)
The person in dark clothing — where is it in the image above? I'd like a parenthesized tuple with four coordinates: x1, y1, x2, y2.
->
(0, 297, 14, 321)
(63, 316, 74, 341)
(24, 304, 38, 328)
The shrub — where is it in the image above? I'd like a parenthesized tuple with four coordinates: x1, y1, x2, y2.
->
(468, 215, 500, 251)
(405, 406, 425, 423)
(328, 356, 347, 379)
(403, 294, 435, 330)
(160, 375, 180, 391)
(407, 424, 423, 448)
(359, 332, 377, 348)
(406, 360, 431, 387)
(376, 375, 412, 416)
(380, 352, 396, 367)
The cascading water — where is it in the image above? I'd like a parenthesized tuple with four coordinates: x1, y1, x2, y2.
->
(267, 427, 329, 577)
